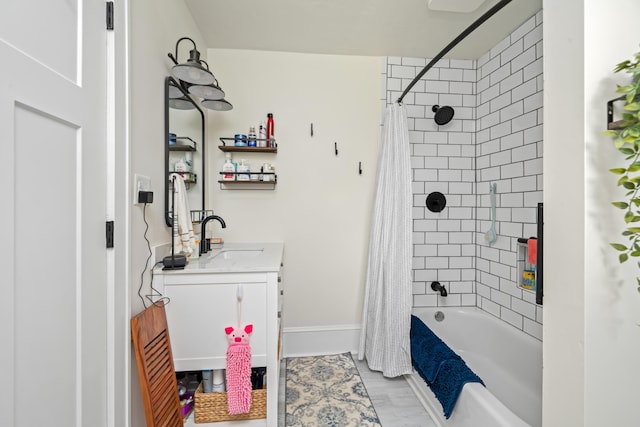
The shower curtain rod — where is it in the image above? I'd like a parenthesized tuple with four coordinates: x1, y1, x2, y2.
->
(397, 0, 513, 104)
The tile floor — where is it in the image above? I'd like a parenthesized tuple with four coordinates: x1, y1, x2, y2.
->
(278, 356, 437, 427)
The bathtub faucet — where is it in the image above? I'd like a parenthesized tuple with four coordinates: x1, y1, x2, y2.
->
(431, 281, 448, 297)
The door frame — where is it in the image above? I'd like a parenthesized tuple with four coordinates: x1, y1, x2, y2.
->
(109, 1, 131, 426)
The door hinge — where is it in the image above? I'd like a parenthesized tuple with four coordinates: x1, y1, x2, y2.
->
(106, 1, 114, 30)
(106, 221, 114, 248)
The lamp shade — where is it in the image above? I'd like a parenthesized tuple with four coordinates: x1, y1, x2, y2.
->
(172, 60, 214, 85)
(202, 99, 233, 111)
(188, 82, 225, 100)
(168, 84, 183, 99)
(169, 97, 197, 110)
(170, 44, 214, 85)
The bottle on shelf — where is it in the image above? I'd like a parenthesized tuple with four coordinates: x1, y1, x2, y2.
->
(237, 159, 251, 181)
(266, 113, 274, 147)
(174, 157, 187, 173)
(262, 163, 274, 182)
(222, 153, 236, 181)
(185, 151, 193, 173)
(248, 126, 257, 147)
(258, 121, 267, 148)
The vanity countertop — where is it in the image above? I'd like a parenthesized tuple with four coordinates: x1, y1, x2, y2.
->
(154, 242, 284, 274)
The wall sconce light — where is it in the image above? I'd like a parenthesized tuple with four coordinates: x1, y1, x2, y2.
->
(168, 37, 214, 85)
(168, 37, 233, 111)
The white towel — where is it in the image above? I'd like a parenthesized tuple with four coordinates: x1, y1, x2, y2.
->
(170, 173, 193, 256)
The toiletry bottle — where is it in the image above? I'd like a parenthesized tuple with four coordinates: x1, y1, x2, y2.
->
(222, 153, 236, 181)
(190, 235, 199, 259)
(202, 370, 214, 393)
(237, 159, 250, 181)
(185, 151, 193, 173)
(191, 222, 200, 258)
(262, 163, 272, 182)
(174, 157, 187, 180)
(266, 113, 274, 147)
(248, 126, 257, 147)
(258, 121, 267, 147)
(212, 369, 225, 392)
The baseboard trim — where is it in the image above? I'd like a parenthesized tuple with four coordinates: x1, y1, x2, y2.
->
(282, 324, 361, 358)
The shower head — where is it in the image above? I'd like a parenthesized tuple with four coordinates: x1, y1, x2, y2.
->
(432, 105, 455, 125)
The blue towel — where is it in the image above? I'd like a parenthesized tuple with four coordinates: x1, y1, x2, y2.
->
(410, 315, 484, 419)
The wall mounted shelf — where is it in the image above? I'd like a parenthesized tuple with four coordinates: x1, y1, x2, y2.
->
(169, 144, 196, 152)
(217, 179, 277, 190)
(607, 96, 626, 130)
(217, 137, 278, 189)
(218, 172, 277, 190)
(218, 137, 277, 153)
(218, 146, 277, 153)
(169, 172, 197, 185)
(516, 238, 536, 293)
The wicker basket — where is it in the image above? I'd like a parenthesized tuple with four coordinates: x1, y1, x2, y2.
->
(194, 383, 267, 423)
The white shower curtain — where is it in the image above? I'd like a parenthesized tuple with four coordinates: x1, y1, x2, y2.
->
(358, 102, 413, 377)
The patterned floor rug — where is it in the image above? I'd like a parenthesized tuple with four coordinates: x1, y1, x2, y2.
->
(285, 352, 381, 427)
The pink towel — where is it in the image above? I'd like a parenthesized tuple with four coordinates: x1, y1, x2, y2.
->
(226, 344, 252, 414)
(528, 238, 537, 266)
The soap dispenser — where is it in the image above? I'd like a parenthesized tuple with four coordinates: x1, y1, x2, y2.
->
(222, 153, 236, 181)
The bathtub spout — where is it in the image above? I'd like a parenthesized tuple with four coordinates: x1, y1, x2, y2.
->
(431, 281, 448, 297)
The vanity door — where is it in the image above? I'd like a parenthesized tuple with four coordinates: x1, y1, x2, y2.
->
(163, 273, 268, 372)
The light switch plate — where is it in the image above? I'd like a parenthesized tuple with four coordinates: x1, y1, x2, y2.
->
(133, 174, 151, 205)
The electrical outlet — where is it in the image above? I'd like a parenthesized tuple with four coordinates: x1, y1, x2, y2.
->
(134, 174, 151, 205)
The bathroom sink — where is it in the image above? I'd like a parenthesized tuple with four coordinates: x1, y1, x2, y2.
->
(212, 249, 263, 260)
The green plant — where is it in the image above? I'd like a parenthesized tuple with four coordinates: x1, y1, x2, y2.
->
(607, 51, 640, 291)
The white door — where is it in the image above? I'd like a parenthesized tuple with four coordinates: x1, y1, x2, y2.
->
(0, 1, 110, 426)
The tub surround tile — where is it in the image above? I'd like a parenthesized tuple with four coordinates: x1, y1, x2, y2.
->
(384, 11, 543, 339)
(523, 318, 542, 340)
(501, 307, 524, 329)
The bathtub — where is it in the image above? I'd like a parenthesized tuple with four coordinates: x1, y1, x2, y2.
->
(406, 307, 541, 427)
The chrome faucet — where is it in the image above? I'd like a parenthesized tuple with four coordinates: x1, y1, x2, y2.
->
(199, 215, 226, 255)
(431, 281, 448, 297)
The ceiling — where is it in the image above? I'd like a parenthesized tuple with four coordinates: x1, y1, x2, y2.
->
(185, 0, 542, 59)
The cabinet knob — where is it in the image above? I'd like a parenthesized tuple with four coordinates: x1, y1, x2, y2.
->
(280, 290, 283, 295)
(278, 277, 282, 283)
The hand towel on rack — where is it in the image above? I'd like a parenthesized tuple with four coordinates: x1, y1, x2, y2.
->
(170, 173, 193, 256)
(528, 238, 537, 265)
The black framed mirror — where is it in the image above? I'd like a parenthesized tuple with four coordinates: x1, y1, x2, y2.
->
(165, 76, 205, 227)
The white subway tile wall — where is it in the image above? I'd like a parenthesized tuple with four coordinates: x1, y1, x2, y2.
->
(382, 11, 543, 340)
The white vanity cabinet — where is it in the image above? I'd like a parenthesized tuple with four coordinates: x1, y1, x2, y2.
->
(153, 243, 284, 427)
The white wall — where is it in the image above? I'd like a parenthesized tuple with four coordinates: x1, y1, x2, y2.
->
(129, 0, 207, 425)
(583, 2, 640, 425)
(204, 49, 381, 328)
(129, 0, 207, 314)
(544, 1, 640, 425)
